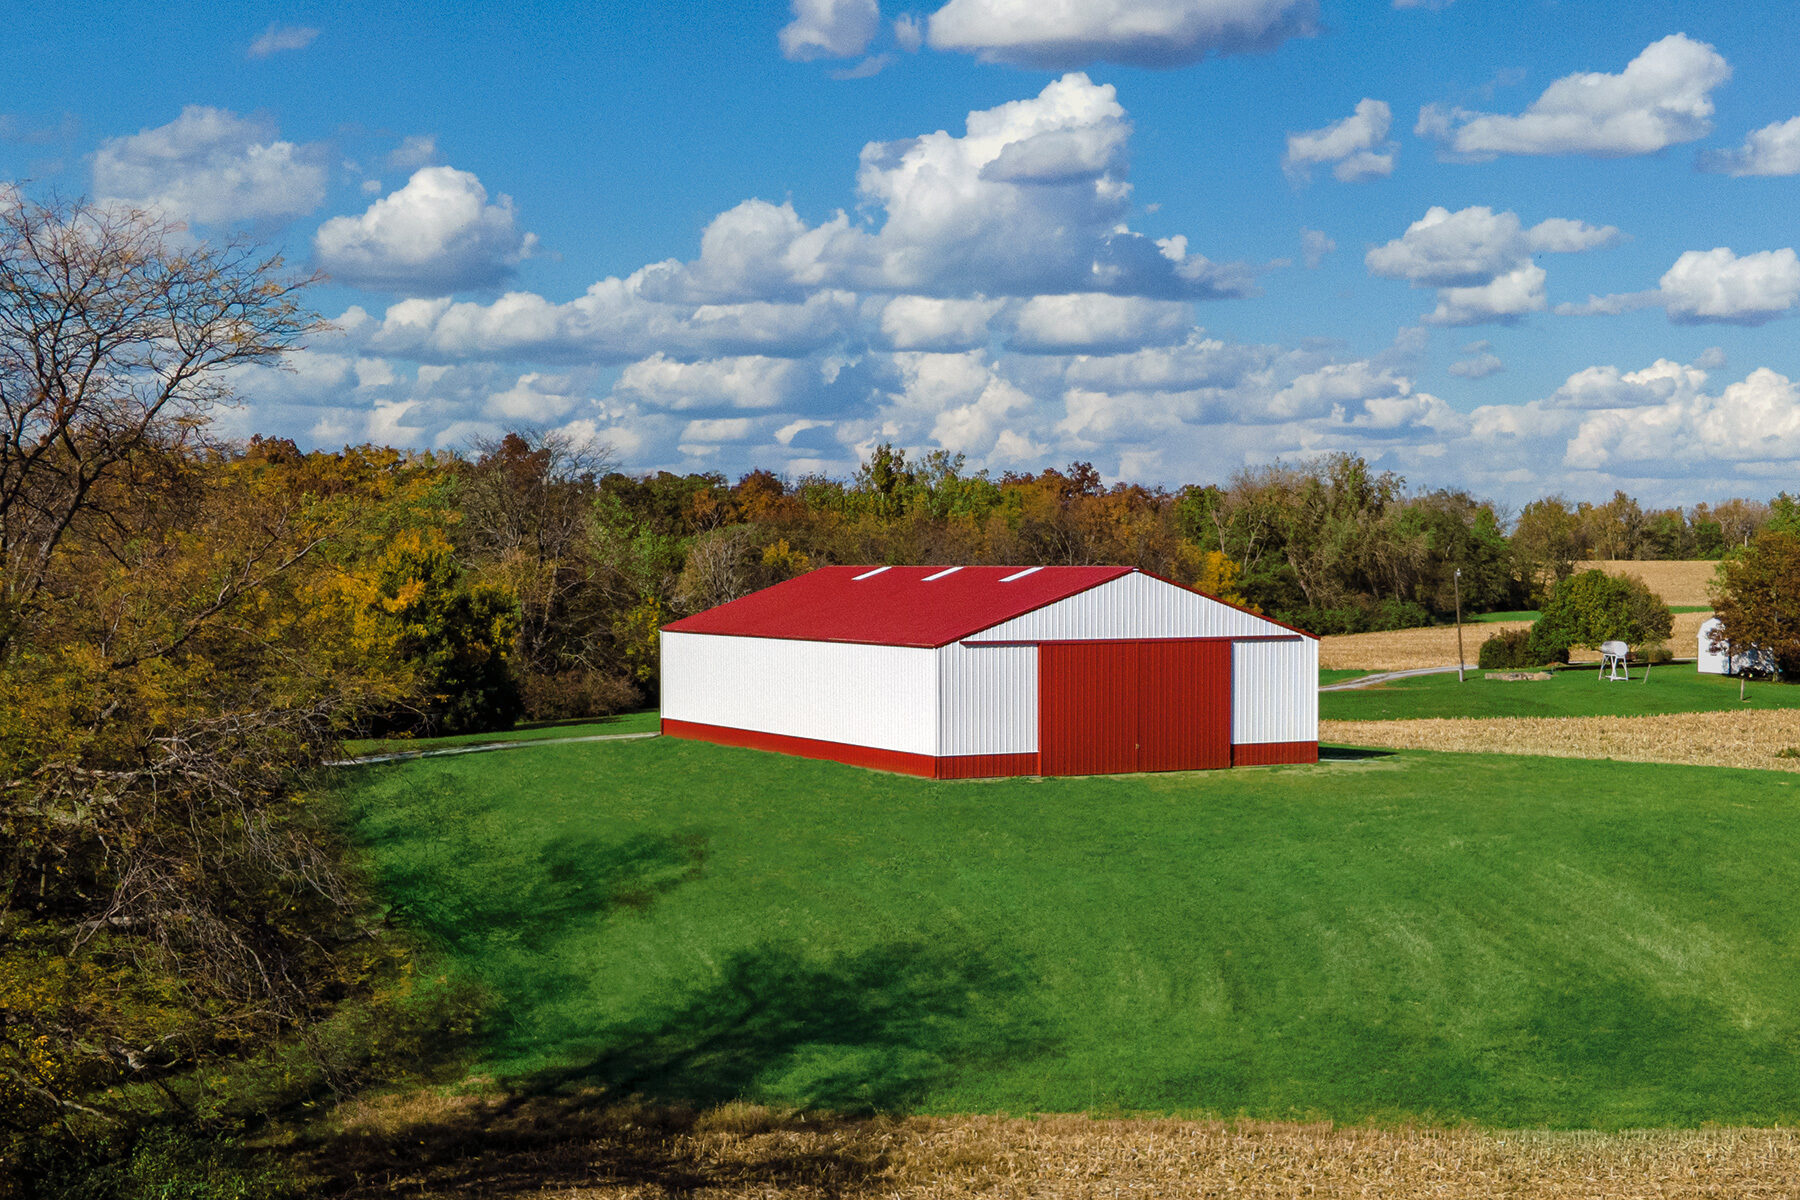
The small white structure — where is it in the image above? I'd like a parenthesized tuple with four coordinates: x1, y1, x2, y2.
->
(1698, 618, 1729, 674)
(1599, 640, 1630, 681)
(1698, 617, 1777, 676)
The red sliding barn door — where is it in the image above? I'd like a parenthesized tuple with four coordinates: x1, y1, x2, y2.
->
(1037, 640, 1231, 775)
(1038, 642, 1140, 775)
(1137, 640, 1231, 771)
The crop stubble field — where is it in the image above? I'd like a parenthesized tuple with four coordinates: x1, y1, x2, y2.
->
(1325, 710, 1800, 773)
(308, 1096, 1800, 1198)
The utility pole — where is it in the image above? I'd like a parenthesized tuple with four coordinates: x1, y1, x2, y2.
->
(1454, 567, 1465, 683)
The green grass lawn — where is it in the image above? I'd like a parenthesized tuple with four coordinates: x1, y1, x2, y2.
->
(1321, 665, 1800, 722)
(1465, 606, 1709, 625)
(337, 736, 1800, 1127)
(342, 710, 661, 757)
(1318, 669, 1371, 686)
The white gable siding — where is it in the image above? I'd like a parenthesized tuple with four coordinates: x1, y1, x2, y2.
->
(937, 641, 1037, 756)
(963, 571, 1283, 642)
(1232, 638, 1317, 745)
(660, 631, 938, 755)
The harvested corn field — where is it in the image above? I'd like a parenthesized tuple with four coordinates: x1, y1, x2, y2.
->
(1324, 709, 1800, 772)
(1577, 559, 1719, 607)
(305, 1099, 1800, 1199)
(1319, 621, 1530, 671)
(1320, 610, 1715, 672)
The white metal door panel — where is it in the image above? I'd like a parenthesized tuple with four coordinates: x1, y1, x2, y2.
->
(660, 631, 938, 755)
(1230, 637, 1317, 745)
(936, 641, 1038, 756)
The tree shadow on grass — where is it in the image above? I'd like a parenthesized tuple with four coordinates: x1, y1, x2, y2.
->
(381, 829, 709, 956)
(298, 938, 1053, 1197)
(525, 937, 1057, 1114)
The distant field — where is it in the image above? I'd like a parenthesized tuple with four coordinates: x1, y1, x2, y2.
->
(1577, 560, 1719, 607)
(342, 710, 660, 757)
(338, 736, 1800, 1128)
(1320, 664, 1800, 722)
(1473, 606, 1708, 624)
(1322, 611, 1715, 672)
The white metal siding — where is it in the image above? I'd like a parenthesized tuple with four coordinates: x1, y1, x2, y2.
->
(937, 642, 1038, 756)
(1231, 638, 1317, 745)
(660, 631, 938, 755)
(965, 571, 1285, 642)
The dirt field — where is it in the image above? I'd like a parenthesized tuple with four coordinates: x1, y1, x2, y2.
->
(1324, 708, 1800, 773)
(308, 1098, 1800, 1198)
(1320, 611, 1715, 672)
(1577, 559, 1719, 608)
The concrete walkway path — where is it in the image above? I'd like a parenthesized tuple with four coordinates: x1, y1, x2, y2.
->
(327, 730, 659, 767)
(1319, 665, 1464, 692)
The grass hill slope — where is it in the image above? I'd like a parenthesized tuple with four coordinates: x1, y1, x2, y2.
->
(339, 737, 1800, 1129)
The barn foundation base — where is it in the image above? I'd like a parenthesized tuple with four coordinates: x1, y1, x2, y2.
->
(662, 719, 1318, 777)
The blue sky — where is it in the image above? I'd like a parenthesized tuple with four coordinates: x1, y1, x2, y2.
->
(7, 0, 1800, 505)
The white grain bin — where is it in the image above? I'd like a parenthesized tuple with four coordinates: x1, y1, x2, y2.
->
(659, 565, 1319, 778)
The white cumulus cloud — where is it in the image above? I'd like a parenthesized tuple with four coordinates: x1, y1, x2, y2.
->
(1700, 116, 1800, 176)
(877, 295, 1005, 350)
(1417, 34, 1730, 159)
(615, 354, 814, 411)
(1008, 294, 1192, 353)
(1658, 247, 1800, 324)
(1559, 247, 1800, 325)
(780, 0, 881, 60)
(92, 105, 326, 225)
(924, 0, 1317, 69)
(1366, 205, 1619, 325)
(1448, 341, 1503, 378)
(1284, 99, 1396, 183)
(1567, 367, 1800, 471)
(314, 166, 538, 293)
(248, 23, 318, 58)
(633, 73, 1249, 304)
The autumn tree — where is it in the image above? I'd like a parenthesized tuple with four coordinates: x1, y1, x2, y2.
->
(1711, 530, 1800, 673)
(0, 195, 318, 657)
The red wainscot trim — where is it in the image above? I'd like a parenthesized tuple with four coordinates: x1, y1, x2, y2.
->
(660, 719, 1040, 780)
(1230, 741, 1319, 767)
(934, 752, 1039, 780)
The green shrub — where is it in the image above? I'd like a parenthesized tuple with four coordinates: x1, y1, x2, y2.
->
(1532, 569, 1672, 659)
(1637, 641, 1675, 664)
(1478, 628, 1537, 669)
(20, 1125, 299, 1200)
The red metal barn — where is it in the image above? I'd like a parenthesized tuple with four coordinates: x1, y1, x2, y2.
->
(659, 565, 1317, 778)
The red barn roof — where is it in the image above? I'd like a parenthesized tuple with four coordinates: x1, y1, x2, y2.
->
(662, 564, 1135, 648)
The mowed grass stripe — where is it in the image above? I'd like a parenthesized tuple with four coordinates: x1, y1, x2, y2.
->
(1320, 665, 1800, 721)
(338, 737, 1800, 1128)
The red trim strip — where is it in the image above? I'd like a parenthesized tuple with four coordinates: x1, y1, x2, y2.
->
(660, 719, 1039, 779)
(663, 720, 1318, 776)
(1231, 741, 1319, 766)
